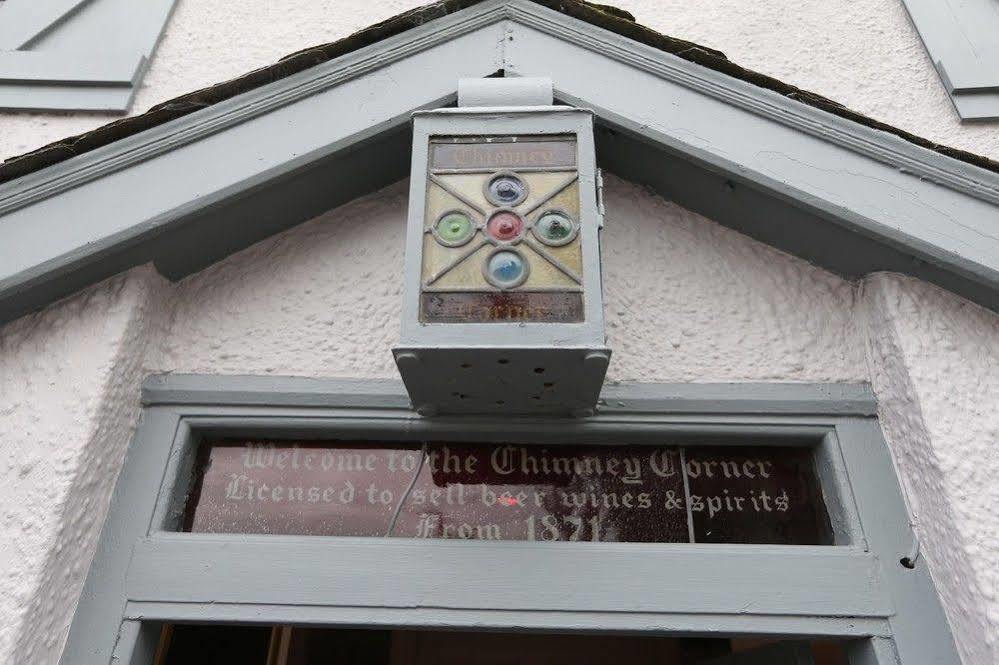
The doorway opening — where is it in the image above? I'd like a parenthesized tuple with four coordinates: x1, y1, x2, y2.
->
(156, 624, 851, 665)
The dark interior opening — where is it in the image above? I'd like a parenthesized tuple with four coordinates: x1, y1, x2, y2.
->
(158, 624, 851, 665)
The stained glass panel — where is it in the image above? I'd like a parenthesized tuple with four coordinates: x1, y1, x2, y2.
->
(420, 135, 584, 323)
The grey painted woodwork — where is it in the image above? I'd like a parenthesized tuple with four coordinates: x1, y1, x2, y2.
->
(1, 1, 999, 325)
(0, 0, 91, 49)
(900, 0, 999, 121)
(0, 0, 177, 112)
(61, 375, 960, 665)
(126, 536, 888, 616)
(0, 51, 143, 85)
(140, 375, 878, 415)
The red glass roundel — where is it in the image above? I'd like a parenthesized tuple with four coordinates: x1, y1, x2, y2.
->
(486, 210, 525, 242)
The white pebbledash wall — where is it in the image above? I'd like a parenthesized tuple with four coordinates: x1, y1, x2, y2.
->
(0, 2, 996, 665)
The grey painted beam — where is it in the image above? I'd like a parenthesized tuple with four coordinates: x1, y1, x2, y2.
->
(141, 374, 414, 409)
(128, 534, 889, 617)
(142, 373, 877, 416)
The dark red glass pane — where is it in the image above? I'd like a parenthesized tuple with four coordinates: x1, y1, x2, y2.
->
(685, 446, 832, 545)
(185, 441, 832, 545)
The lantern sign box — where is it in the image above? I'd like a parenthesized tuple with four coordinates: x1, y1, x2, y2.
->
(394, 104, 609, 416)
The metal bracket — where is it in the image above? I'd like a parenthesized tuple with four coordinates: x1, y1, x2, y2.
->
(596, 167, 605, 226)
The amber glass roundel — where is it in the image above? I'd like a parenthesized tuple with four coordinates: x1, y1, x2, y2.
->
(534, 210, 577, 246)
(484, 172, 528, 207)
(486, 210, 525, 242)
(433, 211, 475, 246)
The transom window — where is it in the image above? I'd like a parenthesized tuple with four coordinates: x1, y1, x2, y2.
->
(59, 376, 960, 665)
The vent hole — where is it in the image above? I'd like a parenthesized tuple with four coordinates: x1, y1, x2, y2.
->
(497, 358, 510, 365)
(460, 362, 472, 369)
(533, 367, 545, 374)
(543, 382, 554, 388)
(495, 400, 506, 405)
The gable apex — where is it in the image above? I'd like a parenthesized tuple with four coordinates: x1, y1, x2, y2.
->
(0, 0, 998, 326)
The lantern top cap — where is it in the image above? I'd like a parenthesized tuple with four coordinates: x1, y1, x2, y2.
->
(412, 106, 590, 117)
(458, 77, 554, 107)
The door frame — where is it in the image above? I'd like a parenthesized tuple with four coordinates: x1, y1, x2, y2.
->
(61, 375, 959, 665)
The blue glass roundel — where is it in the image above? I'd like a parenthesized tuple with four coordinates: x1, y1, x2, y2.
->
(485, 250, 528, 288)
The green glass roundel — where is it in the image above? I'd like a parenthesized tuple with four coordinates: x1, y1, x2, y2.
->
(434, 211, 474, 246)
(534, 210, 577, 245)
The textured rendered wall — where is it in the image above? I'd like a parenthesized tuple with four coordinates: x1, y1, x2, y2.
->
(0, 1, 997, 663)
(2, 177, 995, 664)
(0, 0, 997, 164)
(864, 274, 999, 665)
(0, 269, 166, 665)
(158, 177, 866, 383)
